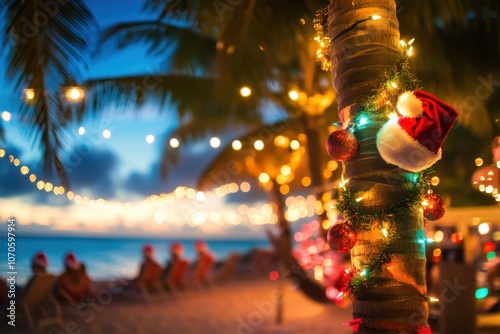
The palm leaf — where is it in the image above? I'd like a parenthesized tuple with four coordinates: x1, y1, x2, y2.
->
(96, 20, 217, 72)
(0, 122, 4, 143)
(2, 0, 96, 187)
(83, 74, 262, 120)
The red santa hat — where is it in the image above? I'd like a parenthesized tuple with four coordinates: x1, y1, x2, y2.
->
(64, 252, 80, 270)
(143, 244, 154, 259)
(32, 252, 48, 269)
(171, 242, 183, 254)
(195, 240, 208, 252)
(376, 90, 458, 172)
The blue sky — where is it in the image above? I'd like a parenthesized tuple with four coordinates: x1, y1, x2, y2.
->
(0, 0, 285, 238)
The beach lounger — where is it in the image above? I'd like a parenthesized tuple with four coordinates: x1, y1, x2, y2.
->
(21, 274, 64, 331)
(213, 253, 242, 283)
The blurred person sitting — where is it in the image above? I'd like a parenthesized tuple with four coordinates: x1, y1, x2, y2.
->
(162, 242, 189, 290)
(54, 253, 94, 303)
(18, 252, 50, 301)
(191, 241, 215, 286)
(133, 244, 162, 292)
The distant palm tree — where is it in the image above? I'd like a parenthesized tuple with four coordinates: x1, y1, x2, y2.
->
(2, 0, 96, 188)
(85, 0, 336, 233)
(2, 0, 95, 186)
(85, 0, 337, 302)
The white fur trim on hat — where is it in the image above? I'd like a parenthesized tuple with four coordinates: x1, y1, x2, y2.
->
(376, 120, 442, 172)
(397, 91, 423, 118)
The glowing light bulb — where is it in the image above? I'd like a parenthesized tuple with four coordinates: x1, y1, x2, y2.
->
(170, 138, 179, 148)
(371, 14, 381, 20)
(281, 165, 291, 176)
(431, 176, 440, 186)
(240, 86, 251, 97)
(102, 130, 111, 139)
(358, 115, 369, 126)
(144, 134, 154, 144)
(254, 140, 264, 151)
(258, 173, 270, 183)
(24, 89, 35, 100)
(78, 126, 85, 135)
(232, 140, 242, 150)
(288, 90, 299, 101)
(2, 111, 11, 122)
(478, 222, 490, 235)
(210, 137, 221, 148)
(65, 87, 84, 101)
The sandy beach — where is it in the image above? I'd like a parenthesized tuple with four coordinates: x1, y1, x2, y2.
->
(3, 272, 500, 334)
(2, 276, 354, 334)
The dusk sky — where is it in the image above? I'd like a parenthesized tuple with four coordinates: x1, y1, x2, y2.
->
(0, 0, 288, 238)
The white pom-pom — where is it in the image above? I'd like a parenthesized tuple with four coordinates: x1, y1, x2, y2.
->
(397, 91, 423, 118)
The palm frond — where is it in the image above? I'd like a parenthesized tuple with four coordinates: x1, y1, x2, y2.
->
(96, 20, 217, 73)
(0, 122, 4, 143)
(3, 0, 96, 187)
(83, 74, 262, 121)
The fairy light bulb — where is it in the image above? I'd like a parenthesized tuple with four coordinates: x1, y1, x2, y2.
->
(240, 86, 252, 97)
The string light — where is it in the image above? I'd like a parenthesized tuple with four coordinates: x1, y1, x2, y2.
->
(288, 89, 299, 101)
(102, 130, 111, 139)
(64, 86, 84, 101)
(1, 111, 11, 122)
(254, 140, 264, 150)
(24, 88, 35, 100)
(240, 86, 252, 97)
(78, 126, 85, 136)
(231, 140, 242, 150)
(169, 138, 180, 148)
(210, 137, 221, 148)
(146, 135, 155, 144)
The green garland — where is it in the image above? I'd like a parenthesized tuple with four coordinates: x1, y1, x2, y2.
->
(336, 175, 426, 299)
(334, 49, 428, 300)
(315, 5, 432, 300)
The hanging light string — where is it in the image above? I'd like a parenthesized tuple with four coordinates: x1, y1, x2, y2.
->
(0, 147, 330, 225)
(0, 147, 246, 205)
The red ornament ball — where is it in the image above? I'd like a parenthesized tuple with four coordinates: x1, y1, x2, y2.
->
(422, 193, 446, 221)
(326, 129, 358, 161)
(327, 223, 357, 253)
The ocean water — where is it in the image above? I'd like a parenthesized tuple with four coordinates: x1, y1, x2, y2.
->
(0, 235, 271, 286)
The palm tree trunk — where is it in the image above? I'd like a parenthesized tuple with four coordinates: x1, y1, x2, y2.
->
(328, 1, 429, 332)
(301, 113, 329, 239)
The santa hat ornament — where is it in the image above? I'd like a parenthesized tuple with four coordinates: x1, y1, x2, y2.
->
(32, 252, 48, 269)
(143, 244, 154, 259)
(376, 90, 458, 172)
(65, 253, 81, 270)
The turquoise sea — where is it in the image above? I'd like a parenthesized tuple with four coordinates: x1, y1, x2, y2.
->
(0, 235, 271, 285)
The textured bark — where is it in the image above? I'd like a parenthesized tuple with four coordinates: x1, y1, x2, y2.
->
(328, 0, 429, 332)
